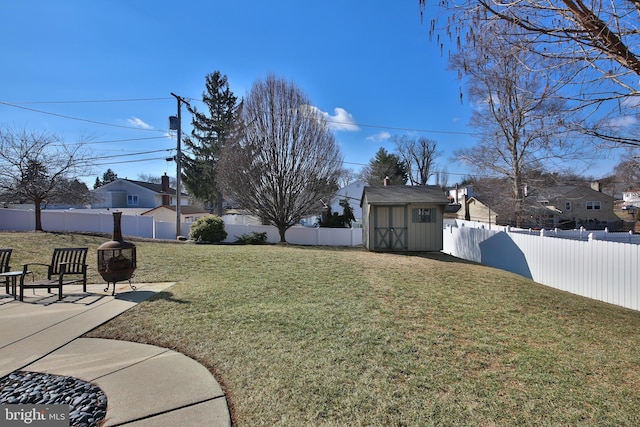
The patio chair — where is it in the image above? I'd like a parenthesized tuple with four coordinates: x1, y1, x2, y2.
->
(1, 248, 12, 294)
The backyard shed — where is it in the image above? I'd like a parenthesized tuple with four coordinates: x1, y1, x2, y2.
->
(361, 185, 449, 251)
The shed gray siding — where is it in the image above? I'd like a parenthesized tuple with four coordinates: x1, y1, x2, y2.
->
(361, 186, 448, 252)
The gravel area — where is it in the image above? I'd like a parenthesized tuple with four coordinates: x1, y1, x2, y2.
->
(0, 370, 107, 426)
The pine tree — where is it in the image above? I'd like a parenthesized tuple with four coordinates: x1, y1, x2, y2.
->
(183, 71, 240, 215)
(359, 147, 408, 186)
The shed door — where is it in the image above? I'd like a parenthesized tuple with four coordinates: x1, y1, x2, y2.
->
(373, 205, 407, 250)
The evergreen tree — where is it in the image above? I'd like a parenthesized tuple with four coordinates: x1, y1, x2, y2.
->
(359, 147, 408, 185)
(93, 168, 117, 188)
(183, 71, 241, 215)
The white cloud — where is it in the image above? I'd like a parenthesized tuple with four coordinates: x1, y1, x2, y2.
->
(127, 117, 153, 129)
(366, 131, 391, 142)
(608, 115, 638, 129)
(306, 106, 360, 132)
(622, 96, 640, 108)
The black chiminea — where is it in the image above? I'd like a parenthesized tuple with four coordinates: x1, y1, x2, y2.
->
(97, 212, 137, 295)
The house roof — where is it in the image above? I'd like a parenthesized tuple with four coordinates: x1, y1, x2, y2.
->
(126, 179, 174, 195)
(94, 179, 188, 196)
(531, 185, 615, 202)
(141, 205, 209, 216)
(361, 185, 449, 206)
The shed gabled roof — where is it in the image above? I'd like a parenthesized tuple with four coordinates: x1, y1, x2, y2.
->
(361, 185, 449, 206)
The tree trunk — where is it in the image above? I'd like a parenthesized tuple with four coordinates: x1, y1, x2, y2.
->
(35, 199, 43, 231)
(215, 193, 224, 217)
(277, 226, 287, 243)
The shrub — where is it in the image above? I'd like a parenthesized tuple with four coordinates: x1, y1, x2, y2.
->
(189, 215, 227, 243)
(235, 231, 268, 245)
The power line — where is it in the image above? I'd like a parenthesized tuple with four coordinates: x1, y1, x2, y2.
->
(2, 97, 475, 138)
(86, 137, 169, 144)
(92, 149, 172, 161)
(94, 156, 171, 166)
(5, 98, 172, 104)
(0, 101, 167, 132)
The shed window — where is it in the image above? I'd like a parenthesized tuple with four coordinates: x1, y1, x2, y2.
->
(127, 195, 139, 206)
(413, 208, 435, 223)
(586, 201, 601, 210)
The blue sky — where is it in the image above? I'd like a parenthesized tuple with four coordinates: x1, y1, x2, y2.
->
(1, 1, 619, 187)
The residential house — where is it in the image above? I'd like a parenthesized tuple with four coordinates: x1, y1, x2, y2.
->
(528, 184, 620, 230)
(450, 183, 621, 230)
(329, 181, 364, 226)
(360, 185, 449, 251)
(91, 174, 191, 209)
(622, 190, 640, 210)
(300, 181, 366, 227)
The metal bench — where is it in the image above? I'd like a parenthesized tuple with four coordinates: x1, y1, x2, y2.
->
(1, 248, 13, 294)
(19, 247, 88, 301)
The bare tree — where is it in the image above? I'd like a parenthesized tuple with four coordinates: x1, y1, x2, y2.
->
(451, 22, 588, 226)
(337, 168, 358, 188)
(435, 167, 449, 189)
(391, 135, 440, 185)
(218, 74, 343, 242)
(0, 128, 94, 230)
(420, 0, 640, 146)
(613, 156, 640, 192)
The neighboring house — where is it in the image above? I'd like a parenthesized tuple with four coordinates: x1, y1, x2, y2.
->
(464, 197, 499, 225)
(329, 181, 365, 226)
(528, 185, 620, 230)
(141, 205, 209, 223)
(300, 181, 366, 227)
(450, 183, 621, 230)
(360, 185, 449, 252)
(91, 174, 191, 209)
(622, 191, 640, 210)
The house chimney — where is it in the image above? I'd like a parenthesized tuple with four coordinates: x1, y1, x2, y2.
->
(591, 181, 601, 192)
(162, 173, 170, 206)
(383, 176, 390, 186)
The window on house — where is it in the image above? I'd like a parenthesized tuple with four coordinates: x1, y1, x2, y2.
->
(127, 195, 139, 206)
(586, 201, 601, 210)
(412, 208, 435, 223)
(565, 202, 571, 211)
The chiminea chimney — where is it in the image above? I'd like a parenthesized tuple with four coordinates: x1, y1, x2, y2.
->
(383, 176, 390, 186)
(162, 174, 170, 206)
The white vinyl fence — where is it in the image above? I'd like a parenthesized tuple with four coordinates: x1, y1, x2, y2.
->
(3, 209, 639, 311)
(0, 209, 362, 246)
(443, 220, 640, 311)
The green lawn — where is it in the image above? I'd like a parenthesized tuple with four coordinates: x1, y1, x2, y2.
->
(4, 232, 640, 426)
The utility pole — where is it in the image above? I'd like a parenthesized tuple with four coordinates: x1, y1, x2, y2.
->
(169, 92, 190, 239)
